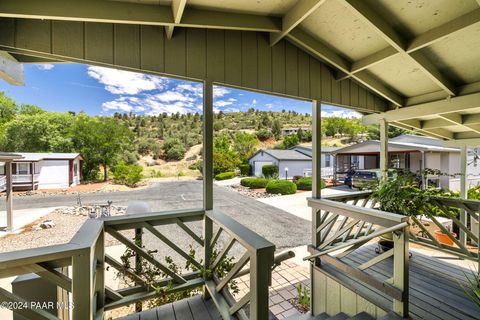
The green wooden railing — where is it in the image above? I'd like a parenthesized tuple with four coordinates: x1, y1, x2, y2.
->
(0, 208, 276, 320)
(305, 192, 410, 317)
(306, 191, 480, 318)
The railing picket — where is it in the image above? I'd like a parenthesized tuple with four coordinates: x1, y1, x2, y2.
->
(176, 218, 204, 246)
(393, 226, 409, 317)
(215, 252, 250, 293)
(211, 236, 236, 271)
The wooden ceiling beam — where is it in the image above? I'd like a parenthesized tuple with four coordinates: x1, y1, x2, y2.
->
(0, 0, 281, 32)
(287, 28, 404, 106)
(343, 0, 458, 96)
(165, 0, 187, 39)
(270, 0, 326, 46)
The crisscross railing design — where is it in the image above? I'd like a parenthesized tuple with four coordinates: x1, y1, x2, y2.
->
(306, 192, 410, 317)
(0, 208, 276, 320)
(409, 196, 480, 267)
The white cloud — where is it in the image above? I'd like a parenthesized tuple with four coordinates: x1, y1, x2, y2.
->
(155, 91, 195, 103)
(213, 86, 230, 98)
(102, 100, 134, 112)
(87, 66, 166, 95)
(36, 64, 55, 71)
(252, 99, 257, 105)
(321, 110, 361, 119)
(214, 100, 233, 108)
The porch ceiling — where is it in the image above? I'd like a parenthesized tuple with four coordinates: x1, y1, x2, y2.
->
(1, 0, 480, 143)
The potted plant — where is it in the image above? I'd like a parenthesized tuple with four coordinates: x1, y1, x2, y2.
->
(372, 172, 427, 251)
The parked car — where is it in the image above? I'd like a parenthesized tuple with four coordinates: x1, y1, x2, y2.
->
(352, 169, 381, 189)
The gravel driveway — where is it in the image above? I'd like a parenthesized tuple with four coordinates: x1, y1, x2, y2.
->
(0, 181, 311, 251)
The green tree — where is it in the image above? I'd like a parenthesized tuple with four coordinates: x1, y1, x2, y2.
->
(18, 104, 45, 115)
(2, 112, 74, 152)
(0, 91, 18, 125)
(272, 119, 282, 139)
(367, 124, 408, 140)
(233, 132, 257, 163)
(71, 115, 134, 181)
(281, 134, 299, 149)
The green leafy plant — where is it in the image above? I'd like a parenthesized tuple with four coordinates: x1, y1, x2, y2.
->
(460, 269, 480, 309)
(215, 172, 236, 180)
(112, 161, 144, 187)
(239, 164, 251, 176)
(262, 164, 279, 178)
(118, 239, 239, 308)
(240, 177, 270, 189)
(295, 177, 326, 191)
(266, 180, 297, 195)
(296, 283, 310, 311)
(150, 169, 162, 178)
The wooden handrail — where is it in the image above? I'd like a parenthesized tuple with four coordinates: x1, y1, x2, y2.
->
(308, 198, 407, 228)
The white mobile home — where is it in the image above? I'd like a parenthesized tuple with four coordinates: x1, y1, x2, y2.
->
(248, 149, 311, 179)
(334, 135, 480, 191)
(0, 153, 82, 190)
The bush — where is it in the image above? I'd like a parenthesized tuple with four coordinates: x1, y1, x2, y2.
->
(166, 144, 186, 161)
(266, 180, 297, 195)
(262, 164, 279, 178)
(468, 185, 480, 200)
(239, 164, 251, 176)
(256, 129, 273, 141)
(213, 152, 240, 176)
(113, 161, 144, 187)
(215, 172, 236, 180)
(240, 177, 269, 189)
(295, 177, 326, 190)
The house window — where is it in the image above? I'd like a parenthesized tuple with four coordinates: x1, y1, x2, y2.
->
(325, 155, 331, 167)
(0, 164, 4, 175)
(351, 155, 360, 169)
(17, 163, 29, 175)
(74, 163, 78, 176)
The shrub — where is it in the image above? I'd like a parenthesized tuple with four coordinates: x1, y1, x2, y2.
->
(262, 164, 279, 178)
(468, 185, 480, 200)
(239, 164, 251, 176)
(113, 161, 144, 187)
(215, 172, 236, 180)
(266, 180, 297, 195)
(166, 144, 186, 161)
(256, 129, 273, 141)
(281, 134, 300, 149)
(213, 152, 240, 176)
(240, 177, 269, 189)
(295, 177, 326, 191)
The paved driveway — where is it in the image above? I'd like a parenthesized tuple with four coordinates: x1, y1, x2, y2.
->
(0, 181, 310, 250)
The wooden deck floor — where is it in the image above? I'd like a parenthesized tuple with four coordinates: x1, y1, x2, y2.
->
(117, 295, 222, 320)
(339, 244, 479, 320)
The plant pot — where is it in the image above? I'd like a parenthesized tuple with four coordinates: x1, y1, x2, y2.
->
(377, 232, 394, 252)
(434, 230, 456, 246)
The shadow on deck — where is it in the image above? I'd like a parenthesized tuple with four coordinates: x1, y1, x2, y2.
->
(323, 244, 478, 320)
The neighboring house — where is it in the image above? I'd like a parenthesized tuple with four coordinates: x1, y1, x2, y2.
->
(291, 145, 341, 178)
(280, 127, 310, 136)
(333, 134, 480, 191)
(248, 146, 341, 179)
(248, 149, 311, 179)
(0, 153, 82, 190)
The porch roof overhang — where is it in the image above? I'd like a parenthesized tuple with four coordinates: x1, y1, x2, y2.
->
(0, 152, 23, 161)
(0, 0, 477, 120)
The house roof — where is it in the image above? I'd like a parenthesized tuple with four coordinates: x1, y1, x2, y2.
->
(251, 149, 311, 161)
(294, 145, 342, 154)
(333, 135, 460, 154)
(0, 152, 23, 161)
(13, 153, 82, 162)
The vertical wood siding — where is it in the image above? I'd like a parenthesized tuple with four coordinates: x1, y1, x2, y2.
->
(0, 18, 388, 113)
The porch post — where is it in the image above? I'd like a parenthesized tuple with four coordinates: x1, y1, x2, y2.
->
(5, 161, 12, 232)
(203, 79, 214, 211)
(202, 80, 214, 295)
(311, 100, 321, 315)
(379, 118, 388, 181)
(460, 145, 468, 245)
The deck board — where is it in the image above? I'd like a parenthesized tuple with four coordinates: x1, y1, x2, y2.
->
(119, 295, 225, 320)
(338, 244, 479, 320)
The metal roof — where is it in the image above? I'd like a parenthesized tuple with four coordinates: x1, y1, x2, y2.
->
(12, 153, 82, 162)
(251, 149, 311, 161)
(333, 139, 460, 155)
(0, 152, 23, 161)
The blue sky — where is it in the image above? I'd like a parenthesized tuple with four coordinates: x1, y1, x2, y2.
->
(0, 63, 360, 118)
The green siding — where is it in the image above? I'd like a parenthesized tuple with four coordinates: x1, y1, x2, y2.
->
(0, 17, 388, 112)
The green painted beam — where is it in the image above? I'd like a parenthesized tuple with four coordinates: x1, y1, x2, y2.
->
(165, 0, 187, 39)
(287, 28, 404, 106)
(0, 0, 281, 32)
(270, 0, 326, 46)
(343, 0, 457, 96)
